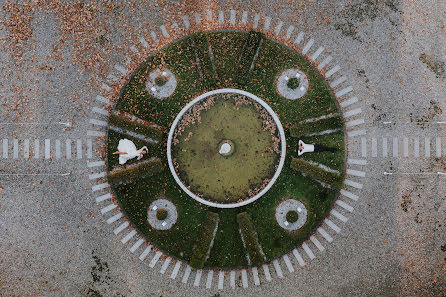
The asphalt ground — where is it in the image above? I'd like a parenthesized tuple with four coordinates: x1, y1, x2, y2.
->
(0, 1, 445, 296)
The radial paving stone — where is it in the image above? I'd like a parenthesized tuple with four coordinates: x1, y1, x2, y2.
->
(8, 2, 445, 296)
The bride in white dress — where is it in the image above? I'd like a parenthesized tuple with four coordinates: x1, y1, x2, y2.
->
(113, 139, 148, 165)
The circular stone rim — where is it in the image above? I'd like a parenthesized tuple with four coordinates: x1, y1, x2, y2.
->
(167, 88, 286, 208)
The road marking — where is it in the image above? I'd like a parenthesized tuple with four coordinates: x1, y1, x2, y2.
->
(149, 251, 162, 268)
(54, 139, 61, 159)
(285, 25, 295, 39)
(121, 230, 136, 244)
(330, 209, 348, 222)
(414, 137, 419, 157)
(114, 65, 128, 75)
(317, 227, 334, 242)
(24, 139, 29, 158)
(292, 249, 305, 266)
(77, 139, 82, 159)
(241, 269, 248, 287)
(293, 32, 304, 45)
(372, 138, 377, 157)
(324, 219, 341, 233)
(230, 9, 236, 25)
(341, 189, 359, 201)
(130, 238, 144, 253)
(347, 169, 365, 178)
(170, 261, 181, 279)
(241, 11, 248, 24)
(436, 137, 441, 157)
(302, 242, 315, 260)
(113, 221, 129, 235)
(96, 95, 109, 104)
(326, 65, 340, 78)
(139, 245, 152, 261)
(139, 37, 149, 48)
(218, 271, 224, 289)
(193, 270, 202, 287)
(160, 257, 171, 274)
(346, 119, 364, 128)
(87, 139, 92, 159)
(262, 264, 272, 281)
(89, 118, 107, 126)
(302, 38, 314, 55)
(88, 160, 104, 168)
(330, 76, 346, 88)
(361, 138, 367, 157)
(130, 45, 139, 54)
(403, 137, 409, 157)
(425, 137, 430, 157)
(317, 55, 332, 70)
(12, 139, 18, 158)
(181, 265, 192, 283)
(206, 9, 212, 21)
(347, 130, 366, 137)
(107, 73, 118, 82)
(160, 24, 169, 38)
(206, 270, 214, 289)
(336, 86, 353, 98)
(393, 137, 398, 157)
(310, 235, 325, 252)
(344, 179, 363, 189)
(336, 200, 354, 212)
(272, 259, 284, 278)
(230, 270, 236, 287)
(150, 31, 158, 43)
(96, 193, 111, 203)
(92, 183, 109, 192)
(66, 139, 71, 159)
(182, 16, 190, 29)
(348, 158, 366, 165)
(274, 20, 283, 36)
(252, 267, 260, 285)
(218, 10, 224, 24)
(263, 16, 272, 30)
(34, 139, 40, 158)
(340, 96, 358, 108)
(45, 139, 51, 159)
(102, 83, 111, 92)
(283, 255, 294, 272)
(89, 172, 106, 180)
(101, 204, 117, 214)
(87, 130, 105, 137)
(106, 212, 122, 224)
(253, 14, 260, 29)
(194, 13, 201, 25)
(311, 46, 324, 61)
(344, 108, 362, 118)
(382, 137, 388, 157)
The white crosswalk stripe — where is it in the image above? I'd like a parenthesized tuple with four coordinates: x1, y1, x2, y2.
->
(0, 139, 94, 160)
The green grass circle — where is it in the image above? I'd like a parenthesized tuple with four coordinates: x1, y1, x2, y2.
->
(287, 77, 300, 89)
(106, 30, 345, 269)
(286, 210, 299, 223)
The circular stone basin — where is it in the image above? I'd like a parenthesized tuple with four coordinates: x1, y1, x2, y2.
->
(167, 89, 286, 208)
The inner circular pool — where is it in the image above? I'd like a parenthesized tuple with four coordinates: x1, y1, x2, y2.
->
(167, 89, 286, 208)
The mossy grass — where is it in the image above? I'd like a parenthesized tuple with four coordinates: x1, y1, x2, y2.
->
(107, 159, 163, 185)
(237, 212, 265, 267)
(286, 210, 299, 223)
(108, 113, 163, 141)
(108, 30, 345, 268)
(190, 211, 219, 269)
(290, 157, 344, 189)
(289, 116, 344, 137)
(156, 208, 168, 220)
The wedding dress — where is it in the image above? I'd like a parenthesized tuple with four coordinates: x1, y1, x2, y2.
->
(116, 139, 148, 164)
